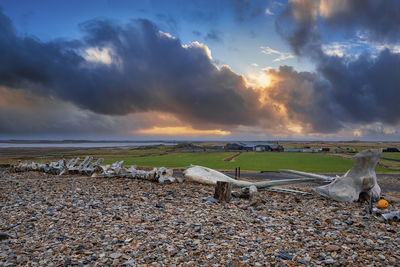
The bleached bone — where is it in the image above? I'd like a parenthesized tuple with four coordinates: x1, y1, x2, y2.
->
(12, 157, 178, 184)
(280, 169, 332, 182)
(67, 157, 80, 168)
(183, 165, 320, 188)
(51, 160, 66, 175)
(382, 211, 400, 222)
(265, 187, 310, 195)
(65, 158, 75, 168)
(314, 149, 382, 202)
(79, 157, 93, 173)
(77, 156, 90, 170)
(83, 158, 104, 175)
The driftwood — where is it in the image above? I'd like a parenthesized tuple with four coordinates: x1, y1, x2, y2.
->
(214, 181, 232, 202)
(314, 149, 382, 202)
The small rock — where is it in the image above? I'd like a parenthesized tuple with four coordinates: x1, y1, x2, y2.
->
(378, 254, 386, 261)
(344, 219, 353, 225)
(326, 244, 341, 251)
(279, 251, 292, 260)
(298, 259, 307, 265)
(123, 259, 135, 266)
(0, 233, 10, 240)
(205, 198, 219, 203)
(63, 258, 72, 266)
(155, 203, 165, 209)
(206, 253, 214, 259)
(324, 257, 335, 264)
(110, 253, 121, 259)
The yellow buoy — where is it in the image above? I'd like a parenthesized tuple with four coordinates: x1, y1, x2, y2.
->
(377, 199, 389, 209)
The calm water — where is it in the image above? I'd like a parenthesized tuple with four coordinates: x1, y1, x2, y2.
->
(0, 142, 176, 148)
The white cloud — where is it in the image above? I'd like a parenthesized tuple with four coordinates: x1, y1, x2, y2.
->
(251, 63, 259, 67)
(265, 8, 274, 15)
(260, 46, 294, 62)
(158, 30, 175, 39)
(374, 44, 400, 54)
(84, 47, 114, 65)
(183, 41, 213, 60)
(321, 42, 354, 57)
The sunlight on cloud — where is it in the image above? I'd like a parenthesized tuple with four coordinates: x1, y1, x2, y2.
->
(84, 47, 113, 65)
(287, 123, 303, 134)
(291, 0, 319, 23)
(353, 130, 362, 137)
(245, 72, 271, 88)
(319, 0, 349, 18)
(158, 30, 175, 39)
(182, 41, 213, 60)
(136, 126, 231, 136)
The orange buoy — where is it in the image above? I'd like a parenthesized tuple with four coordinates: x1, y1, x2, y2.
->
(377, 199, 389, 209)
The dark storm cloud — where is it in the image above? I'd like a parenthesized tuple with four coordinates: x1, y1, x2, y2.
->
(276, 0, 400, 55)
(0, 11, 263, 128)
(272, 0, 400, 132)
(320, 0, 400, 44)
(265, 66, 341, 133)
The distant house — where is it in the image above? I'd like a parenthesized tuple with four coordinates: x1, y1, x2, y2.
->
(383, 147, 399, 152)
(334, 147, 358, 153)
(225, 142, 245, 150)
(225, 142, 283, 152)
(284, 148, 303, 152)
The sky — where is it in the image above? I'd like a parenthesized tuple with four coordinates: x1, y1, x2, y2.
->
(0, 0, 400, 141)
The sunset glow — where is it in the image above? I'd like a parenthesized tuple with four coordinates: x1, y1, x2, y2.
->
(137, 126, 231, 136)
(0, 0, 399, 140)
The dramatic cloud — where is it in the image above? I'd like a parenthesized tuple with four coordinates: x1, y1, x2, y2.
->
(1, 1, 400, 140)
(319, 0, 400, 43)
(0, 11, 263, 131)
(272, 0, 400, 135)
(276, 0, 400, 55)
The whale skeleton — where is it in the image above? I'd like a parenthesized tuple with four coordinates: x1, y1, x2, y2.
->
(12, 158, 178, 184)
(184, 149, 382, 202)
(12, 149, 382, 201)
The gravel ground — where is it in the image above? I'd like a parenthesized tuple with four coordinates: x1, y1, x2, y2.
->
(0, 171, 399, 266)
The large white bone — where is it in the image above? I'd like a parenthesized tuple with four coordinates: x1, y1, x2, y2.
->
(184, 165, 320, 188)
(315, 149, 382, 202)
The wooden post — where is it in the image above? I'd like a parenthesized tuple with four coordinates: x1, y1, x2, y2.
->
(214, 181, 232, 202)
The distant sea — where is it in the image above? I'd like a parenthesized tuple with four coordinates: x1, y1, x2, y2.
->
(0, 141, 177, 148)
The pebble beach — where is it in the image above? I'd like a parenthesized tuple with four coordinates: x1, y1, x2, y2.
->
(1, 171, 399, 266)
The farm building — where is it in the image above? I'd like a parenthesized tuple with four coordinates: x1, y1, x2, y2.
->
(383, 147, 399, 152)
(225, 142, 283, 152)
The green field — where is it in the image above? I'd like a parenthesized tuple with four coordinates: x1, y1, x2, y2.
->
(382, 152, 400, 160)
(103, 152, 392, 173)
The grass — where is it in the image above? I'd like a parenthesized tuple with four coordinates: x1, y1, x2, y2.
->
(104, 151, 393, 173)
(2, 143, 398, 173)
(382, 152, 400, 160)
